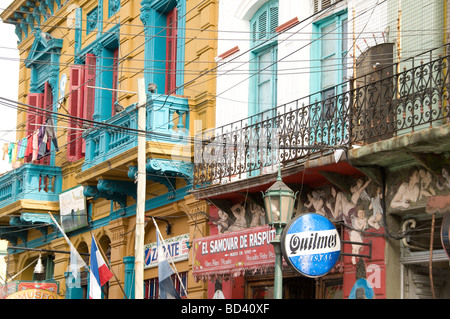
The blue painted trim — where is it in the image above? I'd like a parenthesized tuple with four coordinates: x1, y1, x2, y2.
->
(74, 8, 83, 64)
(7, 185, 192, 255)
(109, 0, 121, 18)
(86, 6, 99, 35)
(176, 0, 186, 95)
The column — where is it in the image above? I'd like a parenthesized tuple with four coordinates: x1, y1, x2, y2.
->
(108, 217, 129, 299)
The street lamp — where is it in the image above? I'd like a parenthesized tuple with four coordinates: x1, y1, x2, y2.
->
(262, 167, 297, 299)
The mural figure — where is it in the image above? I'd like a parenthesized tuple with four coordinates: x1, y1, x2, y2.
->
(390, 169, 420, 209)
(349, 259, 374, 299)
(349, 208, 368, 265)
(213, 279, 225, 299)
(368, 186, 383, 230)
(419, 169, 436, 199)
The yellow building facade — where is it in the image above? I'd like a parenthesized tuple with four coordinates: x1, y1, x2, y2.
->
(0, 0, 217, 299)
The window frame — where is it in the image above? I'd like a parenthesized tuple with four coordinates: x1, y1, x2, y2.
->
(249, 0, 279, 118)
(144, 271, 188, 299)
(311, 10, 348, 101)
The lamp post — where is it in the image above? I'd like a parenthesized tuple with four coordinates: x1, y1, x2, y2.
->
(262, 168, 297, 299)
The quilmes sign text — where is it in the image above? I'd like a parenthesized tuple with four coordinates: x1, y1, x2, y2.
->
(287, 229, 339, 256)
(282, 213, 341, 277)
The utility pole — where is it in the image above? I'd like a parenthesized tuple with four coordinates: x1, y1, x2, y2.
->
(135, 77, 147, 299)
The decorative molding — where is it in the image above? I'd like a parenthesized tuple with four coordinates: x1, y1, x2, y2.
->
(216, 46, 240, 61)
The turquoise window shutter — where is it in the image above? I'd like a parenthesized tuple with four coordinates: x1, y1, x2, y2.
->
(249, 0, 279, 118)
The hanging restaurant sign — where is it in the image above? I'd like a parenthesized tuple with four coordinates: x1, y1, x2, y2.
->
(192, 226, 277, 281)
(281, 213, 341, 278)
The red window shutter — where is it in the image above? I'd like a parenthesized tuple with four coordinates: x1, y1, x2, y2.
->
(165, 7, 178, 94)
(26, 93, 43, 135)
(112, 48, 119, 116)
(68, 65, 84, 160)
(43, 81, 53, 120)
(41, 82, 53, 165)
(84, 53, 96, 123)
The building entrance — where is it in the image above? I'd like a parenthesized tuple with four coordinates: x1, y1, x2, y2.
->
(245, 274, 314, 299)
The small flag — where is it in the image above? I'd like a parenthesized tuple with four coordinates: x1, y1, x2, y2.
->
(48, 212, 86, 280)
(157, 237, 180, 299)
(89, 235, 113, 299)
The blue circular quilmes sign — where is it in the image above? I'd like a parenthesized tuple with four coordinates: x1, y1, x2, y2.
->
(281, 213, 341, 278)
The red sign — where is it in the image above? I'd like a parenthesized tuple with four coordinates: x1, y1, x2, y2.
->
(192, 226, 277, 281)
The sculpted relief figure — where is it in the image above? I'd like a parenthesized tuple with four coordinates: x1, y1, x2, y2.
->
(436, 168, 450, 191)
(305, 191, 327, 217)
(249, 204, 266, 228)
(327, 178, 371, 224)
(213, 210, 230, 234)
(227, 203, 248, 232)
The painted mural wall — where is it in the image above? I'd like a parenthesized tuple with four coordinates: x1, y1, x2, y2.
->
(203, 163, 450, 298)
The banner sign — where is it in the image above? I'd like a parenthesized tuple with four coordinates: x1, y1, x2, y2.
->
(1, 281, 59, 299)
(192, 226, 277, 281)
(144, 233, 189, 269)
(59, 186, 87, 232)
(281, 213, 341, 278)
(6, 289, 62, 299)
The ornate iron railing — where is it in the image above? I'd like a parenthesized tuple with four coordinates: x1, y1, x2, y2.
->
(194, 48, 450, 188)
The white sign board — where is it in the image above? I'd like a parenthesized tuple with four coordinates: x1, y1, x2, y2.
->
(59, 186, 87, 232)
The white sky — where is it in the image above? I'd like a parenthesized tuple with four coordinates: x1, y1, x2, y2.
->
(0, 0, 20, 174)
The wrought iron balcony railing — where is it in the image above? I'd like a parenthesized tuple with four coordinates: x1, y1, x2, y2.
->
(194, 48, 450, 188)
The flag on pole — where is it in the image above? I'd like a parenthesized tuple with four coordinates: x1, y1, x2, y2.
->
(157, 236, 180, 299)
(89, 235, 113, 299)
(48, 212, 86, 280)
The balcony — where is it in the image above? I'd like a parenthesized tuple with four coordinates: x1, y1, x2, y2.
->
(83, 94, 190, 171)
(194, 48, 450, 188)
(0, 164, 62, 209)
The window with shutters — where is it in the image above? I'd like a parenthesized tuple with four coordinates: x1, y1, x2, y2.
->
(314, 0, 343, 13)
(251, 1, 278, 47)
(25, 81, 53, 165)
(249, 0, 279, 118)
(68, 53, 96, 161)
(311, 11, 348, 118)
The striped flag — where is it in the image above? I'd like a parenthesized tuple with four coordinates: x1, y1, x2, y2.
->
(89, 235, 113, 299)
